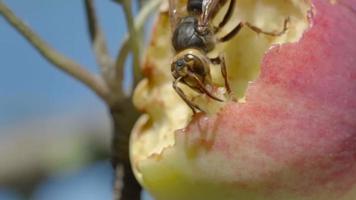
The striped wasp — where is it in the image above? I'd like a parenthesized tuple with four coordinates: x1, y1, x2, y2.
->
(169, 0, 289, 113)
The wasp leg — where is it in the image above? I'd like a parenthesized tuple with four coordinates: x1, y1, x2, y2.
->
(188, 72, 224, 102)
(244, 17, 290, 37)
(210, 55, 231, 94)
(217, 0, 236, 30)
(218, 17, 290, 42)
(173, 77, 202, 114)
(218, 22, 243, 42)
(219, 55, 231, 94)
(213, 0, 236, 33)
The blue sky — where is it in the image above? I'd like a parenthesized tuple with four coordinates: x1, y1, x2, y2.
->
(0, 1, 157, 199)
(0, 0, 130, 127)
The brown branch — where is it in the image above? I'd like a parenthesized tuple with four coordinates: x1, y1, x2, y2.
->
(109, 2, 163, 199)
(84, 0, 114, 80)
(115, 0, 163, 92)
(110, 100, 141, 200)
(137, 0, 144, 9)
(120, 0, 141, 86)
(0, 0, 111, 103)
(113, 166, 124, 200)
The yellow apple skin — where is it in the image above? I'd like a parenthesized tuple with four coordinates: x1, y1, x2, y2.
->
(131, 0, 356, 200)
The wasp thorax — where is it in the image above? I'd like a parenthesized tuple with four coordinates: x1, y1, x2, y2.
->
(172, 16, 215, 53)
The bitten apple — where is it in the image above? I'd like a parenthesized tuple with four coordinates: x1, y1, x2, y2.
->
(131, 0, 356, 200)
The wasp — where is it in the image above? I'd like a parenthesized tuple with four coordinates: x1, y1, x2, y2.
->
(169, 0, 290, 113)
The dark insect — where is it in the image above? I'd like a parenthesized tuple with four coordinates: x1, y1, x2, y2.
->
(169, 0, 290, 113)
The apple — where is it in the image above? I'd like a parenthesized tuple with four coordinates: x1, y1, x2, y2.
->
(131, 0, 356, 199)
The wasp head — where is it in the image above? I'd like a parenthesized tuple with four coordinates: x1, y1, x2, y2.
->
(171, 51, 207, 79)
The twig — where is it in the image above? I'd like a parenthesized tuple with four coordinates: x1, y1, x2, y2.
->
(84, 0, 114, 81)
(0, 1, 111, 104)
(115, 0, 163, 93)
(116, 0, 141, 86)
(113, 165, 124, 200)
(137, 0, 144, 9)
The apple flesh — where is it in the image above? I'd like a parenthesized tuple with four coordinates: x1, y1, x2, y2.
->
(131, 0, 356, 200)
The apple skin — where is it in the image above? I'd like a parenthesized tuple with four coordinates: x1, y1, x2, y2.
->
(131, 0, 356, 200)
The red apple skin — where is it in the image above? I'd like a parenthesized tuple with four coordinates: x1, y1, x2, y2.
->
(177, 0, 356, 198)
(133, 0, 356, 199)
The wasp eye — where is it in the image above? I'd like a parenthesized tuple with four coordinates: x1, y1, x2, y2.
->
(175, 59, 185, 69)
(187, 0, 202, 14)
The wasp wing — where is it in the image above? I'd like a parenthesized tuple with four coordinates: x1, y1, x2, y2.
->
(199, 0, 227, 28)
(168, 0, 188, 32)
(168, 0, 178, 30)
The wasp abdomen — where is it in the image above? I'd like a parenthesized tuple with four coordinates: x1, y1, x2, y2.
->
(187, 0, 203, 14)
(172, 16, 215, 53)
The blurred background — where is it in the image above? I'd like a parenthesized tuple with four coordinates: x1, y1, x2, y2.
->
(0, 0, 152, 199)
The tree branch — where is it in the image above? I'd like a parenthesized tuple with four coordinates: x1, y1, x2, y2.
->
(119, 0, 141, 86)
(114, 0, 163, 93)
(110, 101, 141, 200)
(84, 0, 114, 80)
(109, 2, 163, 199)
(0, 0, 111, 103)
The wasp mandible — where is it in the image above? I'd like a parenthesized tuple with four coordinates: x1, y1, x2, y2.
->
(169, 0, 290, 113)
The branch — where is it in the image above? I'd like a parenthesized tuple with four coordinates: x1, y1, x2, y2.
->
(119, 0, 141, 86)
(84, 0, 114, 79)
(137, 0, 144, 9)
(0, 0, 111, 103)
(110, 102, 141, 200)
(114, 0, 163, 92)
(113, 165, 124, 200)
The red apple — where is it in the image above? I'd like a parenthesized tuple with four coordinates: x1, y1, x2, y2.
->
(131, 0, 356, 199)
